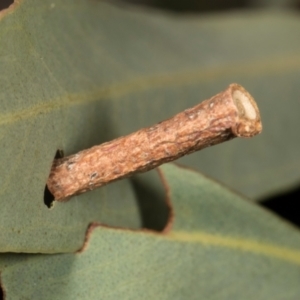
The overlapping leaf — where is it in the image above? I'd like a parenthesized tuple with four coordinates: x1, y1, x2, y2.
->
(1, 0, 300, 253)
(1, 164, 300, 299)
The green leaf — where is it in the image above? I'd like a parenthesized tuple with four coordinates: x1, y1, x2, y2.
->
(1, 0, 300, 253)
(1, 164, 300, 299)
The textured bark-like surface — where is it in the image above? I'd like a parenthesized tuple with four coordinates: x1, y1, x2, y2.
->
(47, 83, 262, 200)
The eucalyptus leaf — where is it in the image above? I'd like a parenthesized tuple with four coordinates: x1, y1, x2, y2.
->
(1, 0, 300, 253)
(1, 164, 300, 299)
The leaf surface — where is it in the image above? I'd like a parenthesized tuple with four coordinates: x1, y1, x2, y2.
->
(1, 164, 300, 299)
(1, 0, 300, 252)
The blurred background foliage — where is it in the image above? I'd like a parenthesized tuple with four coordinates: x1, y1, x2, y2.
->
(112, 0, 300, 229)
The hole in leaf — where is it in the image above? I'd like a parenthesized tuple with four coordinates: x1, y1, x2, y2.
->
(44, 149, 64, 208)
(0, 0, 13, 11)
(0, 277, 4, 300)
(260, 186, 300, 228)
